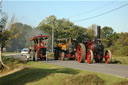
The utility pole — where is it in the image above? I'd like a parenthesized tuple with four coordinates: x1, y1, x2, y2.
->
(52, 21, 54, 52)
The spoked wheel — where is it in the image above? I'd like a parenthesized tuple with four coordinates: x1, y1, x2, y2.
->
(77, 43, 86, 63)
(105, 50, 112, 64)
(26, 54, 30, 61)
(87, 50, 94, 64)
(35, 51, 38, 61)
(61, 52, 65, 61)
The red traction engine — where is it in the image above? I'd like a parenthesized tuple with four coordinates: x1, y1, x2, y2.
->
(77, 26, 112, 64)
(30, 35, 49, 61)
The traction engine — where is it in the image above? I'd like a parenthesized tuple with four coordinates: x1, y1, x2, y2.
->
(77, 26, 112, 64)
(54, 38, 76, 60)
(29, 35, 49, 61)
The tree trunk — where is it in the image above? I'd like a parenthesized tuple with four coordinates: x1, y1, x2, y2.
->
(0, 47, 9, 69)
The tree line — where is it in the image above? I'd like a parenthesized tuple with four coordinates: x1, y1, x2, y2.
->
(0, 15, 128, 56)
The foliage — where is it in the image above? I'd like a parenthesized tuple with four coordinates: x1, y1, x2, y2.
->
(1, 15, 127, 56)
(86, 24, 96, 40)
(101, 26, 115, 47)
(37, 15, 88, 48)
(0, 30, 11, 50)
(110, 33, 128, 56)
(6, 23, 33, 52)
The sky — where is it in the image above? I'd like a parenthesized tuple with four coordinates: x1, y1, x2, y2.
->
(1, 0, 128, 33)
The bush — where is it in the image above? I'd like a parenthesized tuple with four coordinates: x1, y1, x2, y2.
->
(110, 46, 128, 56)
(65, 74, 104, 85)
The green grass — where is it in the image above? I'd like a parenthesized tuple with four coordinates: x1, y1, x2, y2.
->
(0, 61, 128, 85)
(47, 52, 54, 58)
(112, 55, 128, 64)
(0, 56, 26, 72)
(2, 52, 20, 55)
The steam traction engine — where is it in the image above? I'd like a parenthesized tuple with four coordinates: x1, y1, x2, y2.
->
(54, 38, 76, 60)
(77, 26, 112, 64)
(29, 35, 49, 61)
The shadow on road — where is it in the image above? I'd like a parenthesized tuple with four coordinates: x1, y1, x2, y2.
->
(98, 60, 121, 64)
(111, 60, 121, 64)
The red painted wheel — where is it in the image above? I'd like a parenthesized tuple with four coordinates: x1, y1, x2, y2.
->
(77, 43, 85, 63)
(87, 50, 93, 64)
(61, 52, 65, 61)
(105, 50, 112, 64)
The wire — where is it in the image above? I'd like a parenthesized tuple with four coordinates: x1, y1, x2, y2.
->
(73, 3, 128, 22)
(69, 0, 117, 19)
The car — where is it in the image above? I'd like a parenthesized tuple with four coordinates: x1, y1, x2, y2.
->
(21, 48, 29, 56)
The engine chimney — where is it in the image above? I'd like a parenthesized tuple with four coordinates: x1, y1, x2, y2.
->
(97, 26, 101, 39)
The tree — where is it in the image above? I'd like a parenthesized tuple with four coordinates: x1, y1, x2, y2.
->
(37, 15, 74, 49)
(0, 7, 10, 69)
(6, 23, 33, 52)
(0, 30, 11, 50)
(116, 33, 128, 46)
(101, 26, 114, 47)
(87, 24, 96, 40)
(38, 15, 74, 38)
(110, 32, 128, 56)
(37, 15, 88, 49)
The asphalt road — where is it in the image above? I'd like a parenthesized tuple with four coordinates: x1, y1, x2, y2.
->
(5, 53, 128, 78)
(45, 60, 128, 78)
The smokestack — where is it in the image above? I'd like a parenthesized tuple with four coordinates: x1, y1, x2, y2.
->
(97, 26, 101, 39)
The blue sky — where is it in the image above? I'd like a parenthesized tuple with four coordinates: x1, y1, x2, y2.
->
(2, 0, 128, 32)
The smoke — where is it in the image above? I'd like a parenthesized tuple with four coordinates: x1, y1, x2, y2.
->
(26, 29, 52, 51)
(27, 29, 45, 38)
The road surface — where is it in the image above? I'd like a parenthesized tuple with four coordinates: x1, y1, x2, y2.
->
(45, 60, 128, 78)
(5, 53, 128, 78)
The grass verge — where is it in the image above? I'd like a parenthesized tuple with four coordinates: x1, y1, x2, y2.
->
(112, 55, 128, 64)
(0, 56, 26, 73)
(0, 61, 128, 85)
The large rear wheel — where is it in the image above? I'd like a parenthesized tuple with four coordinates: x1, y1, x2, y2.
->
(105, 50, 112, 64)
(87, 50, 94, 64)
(77, 43, 86, 63)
